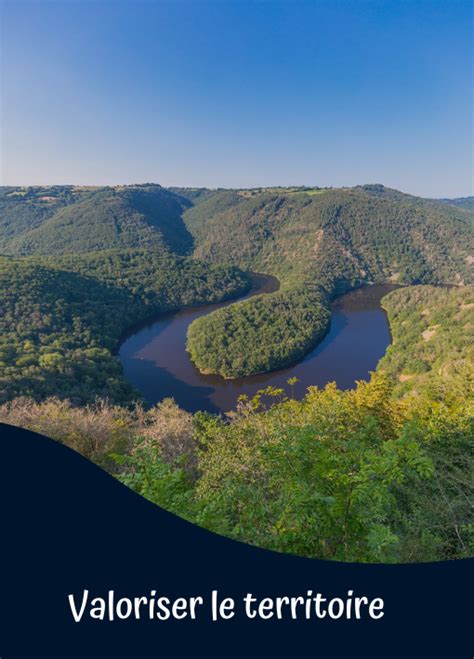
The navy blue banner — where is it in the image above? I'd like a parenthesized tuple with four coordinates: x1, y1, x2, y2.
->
(0, 423, 472, 658)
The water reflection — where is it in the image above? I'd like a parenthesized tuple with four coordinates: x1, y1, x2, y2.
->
(119, 281, 398, 413)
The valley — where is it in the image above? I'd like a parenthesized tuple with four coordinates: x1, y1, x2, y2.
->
(0, 182, 472, 564)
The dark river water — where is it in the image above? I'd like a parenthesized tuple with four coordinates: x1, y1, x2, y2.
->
(119, 276, 398, 414)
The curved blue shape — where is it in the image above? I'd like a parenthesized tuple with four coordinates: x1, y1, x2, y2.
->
(0, 422, 472, 658)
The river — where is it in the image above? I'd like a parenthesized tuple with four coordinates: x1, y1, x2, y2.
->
(118, 276, 398, 413)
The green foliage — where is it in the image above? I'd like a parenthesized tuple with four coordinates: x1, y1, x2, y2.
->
(113, 375, 473, 563)
(2, 184, 194, 256)
(391, 403, 474, 561)
(117, 450, 197, 521)
(0, 251, 250, 403)
(378, 285, 473, 398)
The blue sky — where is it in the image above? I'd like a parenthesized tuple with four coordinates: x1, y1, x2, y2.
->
(1, 0, 472, 196)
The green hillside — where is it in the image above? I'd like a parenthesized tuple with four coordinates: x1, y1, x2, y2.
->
(184, 185, 473, 377)
(378, 284, 473, 397)
(0, 186, 93, 249)
(185, 185, 473, 285)
(0, 251, 249, 403)
(2, 184, 194, 256)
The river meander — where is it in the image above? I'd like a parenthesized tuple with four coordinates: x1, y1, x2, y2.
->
(119, 276, 398, 413)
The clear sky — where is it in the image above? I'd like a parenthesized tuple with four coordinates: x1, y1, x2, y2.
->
(1, 0, 472, 197)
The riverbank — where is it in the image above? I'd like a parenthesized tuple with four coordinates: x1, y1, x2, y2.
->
(118, 283, 396, 413)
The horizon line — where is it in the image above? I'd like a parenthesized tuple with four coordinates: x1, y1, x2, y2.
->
(0, 182, 472, 200)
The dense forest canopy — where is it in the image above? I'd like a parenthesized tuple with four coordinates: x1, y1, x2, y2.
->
(0, 251, 249, 403)
(0, 185, 194, 256)
(378, 285, 473, 398)
(187, 287, 330, 378)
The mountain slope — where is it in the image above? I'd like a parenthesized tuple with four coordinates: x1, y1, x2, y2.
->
(3, 185, 194, 256)
(0, 250, 250, 403)
(184, 185, 474, 377)
(185, 185, 473, 286)
(0, 186, 95, 250)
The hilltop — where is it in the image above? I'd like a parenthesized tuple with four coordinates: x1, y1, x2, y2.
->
(0, 184, 193, 256)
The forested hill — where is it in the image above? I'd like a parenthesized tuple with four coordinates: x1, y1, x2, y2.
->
(2, 184, 472, 278)
(183, 184, 473, 286)
(0, 250, 249, 403)
(0, 185, 194, 256)
(378, 284, 473, 398)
